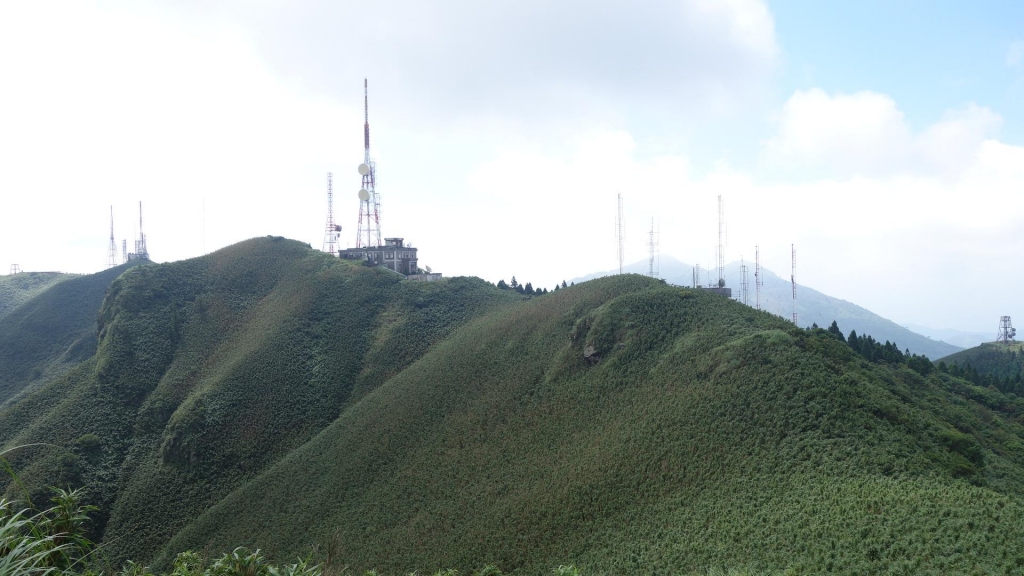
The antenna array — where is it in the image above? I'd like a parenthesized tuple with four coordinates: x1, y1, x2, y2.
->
(9, 264, 21, 275)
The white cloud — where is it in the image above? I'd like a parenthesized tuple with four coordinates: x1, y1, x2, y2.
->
(762, 89, 1001, 179)
(189, 0, 779, 126)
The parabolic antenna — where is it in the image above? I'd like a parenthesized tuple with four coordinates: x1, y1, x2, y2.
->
(358, 163, 370, 176)
(358, 188, 370, 201)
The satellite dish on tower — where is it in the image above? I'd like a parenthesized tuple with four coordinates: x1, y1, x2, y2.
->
(358, 163, 370, 176)
(358, 188, 370, 201)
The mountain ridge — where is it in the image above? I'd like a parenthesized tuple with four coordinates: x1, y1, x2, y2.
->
(2, 239, 1023, 573)
(572, 255, 961, 360)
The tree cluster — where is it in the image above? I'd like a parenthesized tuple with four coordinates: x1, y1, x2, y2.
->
(496, 277, 571, 296)
(937, 360, 1024, 396)
(816, 321, 935, 377)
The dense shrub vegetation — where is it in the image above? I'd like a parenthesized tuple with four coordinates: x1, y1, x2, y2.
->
(3, 239, 1024, 574)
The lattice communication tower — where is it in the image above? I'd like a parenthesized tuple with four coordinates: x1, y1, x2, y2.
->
(997, 316, 1016, 344)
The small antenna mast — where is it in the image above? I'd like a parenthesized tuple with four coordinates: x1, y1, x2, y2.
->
(107, 206, 117, 269)
(755, 245, 761, 311)
(648, 218, 656, 277)
(791, 244, 797, 325)
(740, 257, 749, 305)
(717, 195, 725, 287)
(323, 172, 340, 254)
(616, 193, 624, 274)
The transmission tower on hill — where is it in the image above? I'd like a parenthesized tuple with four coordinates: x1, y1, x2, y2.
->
(356, 79, 382, 249)
(107, 206, 117, 269)
(997, 316, 1016, 344)
(323, 172, 341, 254)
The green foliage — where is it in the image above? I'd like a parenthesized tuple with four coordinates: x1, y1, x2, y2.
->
(0, 487, 97, 575)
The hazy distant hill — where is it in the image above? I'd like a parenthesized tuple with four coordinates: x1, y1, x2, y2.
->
(573, 256, 961, 360)
(0, 263, 140, 405)
(904, 323, 994, 349)
(0, 271, 73, 320)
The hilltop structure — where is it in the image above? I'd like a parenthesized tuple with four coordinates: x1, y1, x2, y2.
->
(335, 80, 439, 281)
(123, 202, 150, 262)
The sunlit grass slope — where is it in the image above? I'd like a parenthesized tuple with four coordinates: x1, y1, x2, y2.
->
(0, 237, 520, 566)
(160, 276, 1024, 574)
(0, 263, 138, 405)
(0, 271, 72, 320)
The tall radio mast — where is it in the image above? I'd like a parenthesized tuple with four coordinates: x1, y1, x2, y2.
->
(356, 79, 382, 248)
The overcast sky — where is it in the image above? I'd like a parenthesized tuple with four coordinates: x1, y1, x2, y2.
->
(2, 0, 1022, 333)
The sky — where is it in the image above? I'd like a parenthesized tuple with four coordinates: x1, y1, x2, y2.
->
(1, 0, 1022, 333)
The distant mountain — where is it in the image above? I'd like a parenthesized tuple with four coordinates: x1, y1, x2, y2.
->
(572, 256, 962, 360)
(903, 323, 994, 349)
(0, 271, 73, 320)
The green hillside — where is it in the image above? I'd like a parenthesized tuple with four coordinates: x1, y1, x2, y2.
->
(3, 238, 1024, 574)
(937, 342, 1024, 394)
(0, 263, 139, 405)
(0, 237, 520, 567)
(0, 271, 72, 320)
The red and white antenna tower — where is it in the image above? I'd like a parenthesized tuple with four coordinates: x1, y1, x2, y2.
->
(107, 206, 117, 269)
(323, 172, 340, 254)
(755, 245, 761, 310)
(356, 79, 382, 248)
(791, 244, 797, 325)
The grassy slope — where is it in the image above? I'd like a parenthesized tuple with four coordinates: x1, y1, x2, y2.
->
(0, 237, 520, 566)
(0, 263, 139, 405)
(0, 271, 72, 320)
(939, 342, 1024, 379)
(160, 276, 1024, 574)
